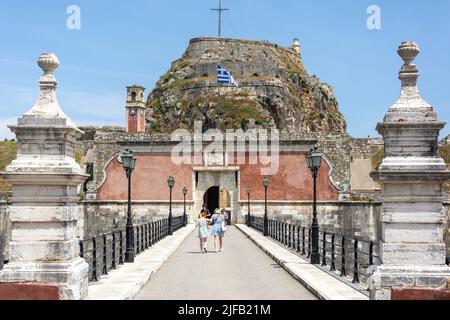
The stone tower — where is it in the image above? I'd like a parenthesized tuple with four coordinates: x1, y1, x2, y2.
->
(292, 37, 301, 56)
(369, 42, 450, 300)
(126, 85, 146, 133)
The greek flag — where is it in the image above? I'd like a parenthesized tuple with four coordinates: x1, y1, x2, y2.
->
(217, 65, 238, 87)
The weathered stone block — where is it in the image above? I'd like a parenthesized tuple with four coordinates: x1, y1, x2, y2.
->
(383, 223, 443, 243)
(9, 239, 79, 262)
(381, 243, 446, 266)
(11, 221, 77, 242)
(9, 206, 79, 223)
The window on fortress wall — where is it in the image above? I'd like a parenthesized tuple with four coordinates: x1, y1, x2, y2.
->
(131, 92, 137, 102)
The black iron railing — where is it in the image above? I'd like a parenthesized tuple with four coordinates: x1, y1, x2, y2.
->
(0, 235, 4, 271)
(247, 215, 381, 287)
(79, 216, 186, 282)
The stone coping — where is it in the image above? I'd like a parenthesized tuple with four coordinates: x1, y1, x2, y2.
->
(235, 224, 369, 300)
(79, 200, 382, 205)
(237, 200, 382, 205)
(80, 200, 194, 204)
(87, 224, 195, 300)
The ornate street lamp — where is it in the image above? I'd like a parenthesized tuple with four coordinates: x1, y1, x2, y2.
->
(121, 149, 137, 263)
(306, 147, 322, 264)
(183, 187, 188, 227)
(263, 177, 269, 236)
(167, 176, 175, 235)
(246, 186, 251, 227)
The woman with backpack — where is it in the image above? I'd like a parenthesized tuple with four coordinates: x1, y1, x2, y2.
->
(210, 208, 227, 253)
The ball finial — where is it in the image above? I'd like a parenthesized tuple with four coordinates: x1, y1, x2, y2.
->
(37, 52, 60, 75)
(397, 42, 420, 65)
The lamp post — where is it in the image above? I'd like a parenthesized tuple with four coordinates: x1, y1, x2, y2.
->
(263, 177, 269, 236)
(167, 176, 175, 235)
(121, 149, 137, 263)
(306, 147, 322, 264)
(246, 186, 251, 227)
(183, 187, 188, 227)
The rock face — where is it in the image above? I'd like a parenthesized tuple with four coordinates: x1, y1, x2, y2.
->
(146, 37, 347, 133)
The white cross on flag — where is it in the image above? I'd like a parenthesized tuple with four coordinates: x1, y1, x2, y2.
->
(217, 65, 239, 87)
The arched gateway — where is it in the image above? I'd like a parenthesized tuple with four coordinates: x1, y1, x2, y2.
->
(193, 167, 240, 224)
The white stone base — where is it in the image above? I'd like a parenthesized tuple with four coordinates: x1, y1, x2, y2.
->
(0, 257, 89, 300)
(369, 265, 450, 300)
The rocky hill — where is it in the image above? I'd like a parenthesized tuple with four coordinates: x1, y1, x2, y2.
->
(146, 37, 347, 133)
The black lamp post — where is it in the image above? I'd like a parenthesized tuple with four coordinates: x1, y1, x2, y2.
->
(183, 187, 188, 227)
(246, 186, 251, 227)
(167, 176, 175, 235)
(121, 149, 137, 263)
(263, 177, 269, 236)
(306, 147, 322, 264)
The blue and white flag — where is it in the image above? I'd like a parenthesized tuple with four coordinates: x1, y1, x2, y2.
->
(217, 65, 238, 87)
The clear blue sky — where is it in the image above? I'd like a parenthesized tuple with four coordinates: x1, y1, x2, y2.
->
(0, 0, 449, 139)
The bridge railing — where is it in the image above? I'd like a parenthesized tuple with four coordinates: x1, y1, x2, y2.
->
(0, 235, 4, 271)
(79, 215, 186, 283)
(246, 215, 381, 289)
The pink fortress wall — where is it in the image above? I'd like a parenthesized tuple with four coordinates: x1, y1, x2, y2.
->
(239, 152, 339, 201)
(97, 152, 339, 201)
(97, 153, 194, 201)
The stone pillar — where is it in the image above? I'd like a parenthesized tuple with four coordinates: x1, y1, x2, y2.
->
(369, 42, 450, 300)
(0, 53, 89, 300)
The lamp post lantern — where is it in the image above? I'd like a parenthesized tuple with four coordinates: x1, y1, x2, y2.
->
(167, 176, 175, 235)
(306, 147, 322, 264)
(246, 186, 251, 227)
(183, 187, 188, 227)
(121, 149, 137, 263)
(263, 177, 269, 236)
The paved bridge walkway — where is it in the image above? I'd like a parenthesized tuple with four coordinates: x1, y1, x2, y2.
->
(134, 226, 317, 300)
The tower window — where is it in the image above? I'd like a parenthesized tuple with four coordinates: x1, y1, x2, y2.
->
(131, 92, 137, 101)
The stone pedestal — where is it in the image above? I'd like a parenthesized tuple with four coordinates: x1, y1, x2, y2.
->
(369, 42, 450, 300)
(0, 53, 89, 300)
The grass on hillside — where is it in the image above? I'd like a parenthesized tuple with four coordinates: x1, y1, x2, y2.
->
(0, 141, 17, 193)
(438, 145, 450, 192)
(372, 147, 385, 170)
(371, 145, 450, 192)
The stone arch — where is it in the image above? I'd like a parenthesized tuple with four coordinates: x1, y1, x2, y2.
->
(193, 169, 240, 224)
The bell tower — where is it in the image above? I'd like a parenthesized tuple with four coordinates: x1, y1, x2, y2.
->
(292, 37, 301, 56)
(126, 85, 146, 133)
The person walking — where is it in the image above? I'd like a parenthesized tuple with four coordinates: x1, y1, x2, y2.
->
(197, 211, 211, 253)
(210, 208, 226, 253)
(202, 204, 211, 219)
(221, 208, 229, 225)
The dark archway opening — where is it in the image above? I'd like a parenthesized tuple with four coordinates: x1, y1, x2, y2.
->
(203, 186, 220, 216)
(203, 187, 232, 225)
